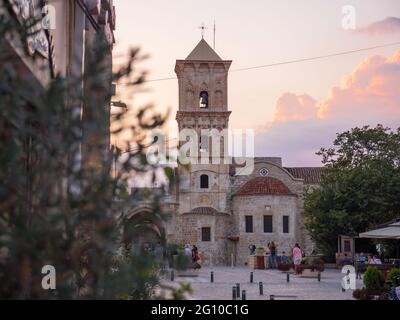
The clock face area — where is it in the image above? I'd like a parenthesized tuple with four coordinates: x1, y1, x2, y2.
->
(259, 168, 269, 177)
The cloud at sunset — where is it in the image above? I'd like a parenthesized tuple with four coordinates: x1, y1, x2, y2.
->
(273, 93, 318, 123)
(357, 17, 400, 35)
(256, 50, 400, 166)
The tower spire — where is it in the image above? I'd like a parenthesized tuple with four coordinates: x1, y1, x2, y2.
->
(199, 23, 206, 39)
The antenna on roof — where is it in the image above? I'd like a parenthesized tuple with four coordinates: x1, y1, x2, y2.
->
(213, 20, 216, 50)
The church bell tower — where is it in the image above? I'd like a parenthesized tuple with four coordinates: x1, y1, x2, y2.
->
(173, 38, 233, 264)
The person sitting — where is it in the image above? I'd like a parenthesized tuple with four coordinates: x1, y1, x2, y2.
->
(367, 254, 375, 264)
(340, 253, 353, 266)
(373, 255, 382, 264)
(280, 251, 289, 264)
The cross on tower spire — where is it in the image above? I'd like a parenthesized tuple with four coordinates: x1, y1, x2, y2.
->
(199, 23, 207, 39)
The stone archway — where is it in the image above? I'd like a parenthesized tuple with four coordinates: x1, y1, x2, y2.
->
(122, 207, 166, 251)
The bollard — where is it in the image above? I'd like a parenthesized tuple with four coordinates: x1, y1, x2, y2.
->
(211, 271, 214, 283)
(250, 272, 253, 283)
(242, 290, 246, 300)
(259, 282, 263, 295)
(270, 294, 275, 300)
(171, 270, 174, 282)
(232, 286, 237, 300)
(236, 283, 240, 298)
(287, 273, 290, 283)
(318, 272, 321, 282)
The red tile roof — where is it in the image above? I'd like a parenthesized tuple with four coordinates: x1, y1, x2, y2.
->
(284, 167, 325, 184)
(234, 177, 295, 197)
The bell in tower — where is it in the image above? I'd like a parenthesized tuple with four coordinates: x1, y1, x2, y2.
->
(199, 91, 208, 108)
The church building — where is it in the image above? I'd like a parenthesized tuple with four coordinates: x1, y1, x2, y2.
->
(165, 39, 323, 266)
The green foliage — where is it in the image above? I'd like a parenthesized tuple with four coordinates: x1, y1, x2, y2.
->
(305, 125, 400, 258)
(363, 266, 386, 295)
(386, 268, 400, 287)
(171, 250, 192, 271)
(0, 15, 171, 299)
(172, 282, 193, 300)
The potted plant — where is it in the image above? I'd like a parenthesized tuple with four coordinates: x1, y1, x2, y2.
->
(256, 246, 265, 256)
(353, 266, 387, 300)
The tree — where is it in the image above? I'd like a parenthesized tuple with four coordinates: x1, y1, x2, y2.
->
(0, 15, 174, 299)
(304, 125, 400, 259)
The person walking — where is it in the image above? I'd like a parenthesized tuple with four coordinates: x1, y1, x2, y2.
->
(193, 251, 202, 269)
(292, 243, 303, 273)
(269, 241, 277, 269)
(192, 245, 198, 262)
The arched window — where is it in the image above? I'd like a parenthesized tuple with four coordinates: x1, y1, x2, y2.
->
(200, 174, 209, 189)
(199, 91, 208, 108)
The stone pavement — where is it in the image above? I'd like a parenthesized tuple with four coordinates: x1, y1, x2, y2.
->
(169, 267, 362, 300)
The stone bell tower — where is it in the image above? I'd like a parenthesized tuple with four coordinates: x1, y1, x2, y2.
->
(172, 38, 233, 265)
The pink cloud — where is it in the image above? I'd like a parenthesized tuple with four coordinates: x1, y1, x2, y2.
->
(273, 93, 318, 123)
(318, 51, 400, 120)
(256, 50, 400, 166)
(357, 17, 400, 35)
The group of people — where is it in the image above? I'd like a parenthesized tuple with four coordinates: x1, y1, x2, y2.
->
(184, 244, 202, 269)
(248, 242, 305, 270)
(341, 252, 383, 266)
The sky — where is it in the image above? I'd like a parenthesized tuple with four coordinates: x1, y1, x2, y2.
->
(112, 0, 400, 166)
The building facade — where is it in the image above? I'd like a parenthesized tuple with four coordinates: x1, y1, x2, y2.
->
(166, 39, 323, 266)
(1, 0, 117, 189)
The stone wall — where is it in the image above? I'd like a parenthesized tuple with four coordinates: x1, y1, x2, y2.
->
(232, 194, 298, 265)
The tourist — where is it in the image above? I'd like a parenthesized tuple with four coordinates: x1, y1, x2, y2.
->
(184, 244, 192, 257)
(356, 252, 367, 279)
(192, 245, 198, 262)
(373, 255, 382, 264)
(280, 251, 289, 264)
(193, 252, 202, 269)
(340, 253, 353, 266)
(248, 243, 256, 255)
(367, 254, 374, 264)
(269, 241, 277, 269)
(292, 243, 303, 272)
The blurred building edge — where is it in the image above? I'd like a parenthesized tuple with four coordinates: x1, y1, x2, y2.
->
(1, 0, 117, 194)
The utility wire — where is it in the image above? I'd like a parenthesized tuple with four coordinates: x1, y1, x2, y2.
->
(230, 41, 400, 72)
(117, 40, 400, 85)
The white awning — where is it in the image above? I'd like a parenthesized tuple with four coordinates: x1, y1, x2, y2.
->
(359, 222, 400, 239)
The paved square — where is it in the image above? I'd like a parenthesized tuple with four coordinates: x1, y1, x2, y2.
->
(171, 267, 361, 300)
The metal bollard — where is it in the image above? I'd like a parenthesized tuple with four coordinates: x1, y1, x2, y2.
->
(250, 272, 253, 283)
(236, 283, 240, 298)
(318, 272, 321, 282)
(287, 273, 290, 283)
(270, 294, 275, 300)
(211, 271, 214, 283)
(171, 270, 174, 281)
(259, 282, 263, 295)
(242, 290, 246, 300)
(232, 286, 237, 300)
